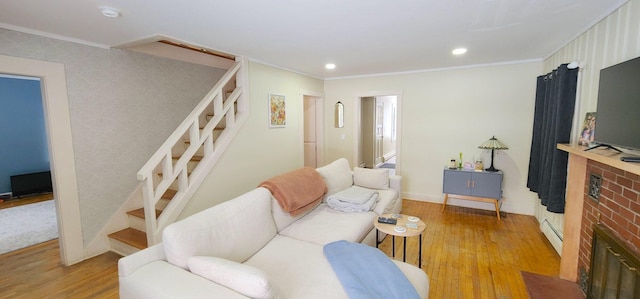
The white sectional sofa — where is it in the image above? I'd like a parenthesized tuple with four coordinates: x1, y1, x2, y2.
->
(118, 158, 430, 298)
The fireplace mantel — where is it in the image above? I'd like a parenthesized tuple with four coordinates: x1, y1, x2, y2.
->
(557, 143, 640, 281)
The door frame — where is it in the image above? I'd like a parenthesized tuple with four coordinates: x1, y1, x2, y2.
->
(299, 90, 324, 167)
(0, 54, 84, 265)
(353, 90, 403, 173)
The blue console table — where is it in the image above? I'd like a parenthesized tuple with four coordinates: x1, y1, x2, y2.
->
(441, 168, 503, 220)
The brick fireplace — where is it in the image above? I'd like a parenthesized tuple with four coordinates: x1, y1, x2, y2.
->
(579, 160, 640, 292)
(558, 144, 640, 285)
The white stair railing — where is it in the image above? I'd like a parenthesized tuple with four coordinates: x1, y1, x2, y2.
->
(137, 58, 248, 245)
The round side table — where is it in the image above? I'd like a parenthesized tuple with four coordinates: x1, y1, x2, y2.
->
(374, 213, 426, 268)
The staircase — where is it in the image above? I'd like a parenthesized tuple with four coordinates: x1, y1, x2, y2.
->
(107, 58, 248, 255)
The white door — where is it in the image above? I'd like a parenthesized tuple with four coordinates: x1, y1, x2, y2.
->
(375, 101, 384, 165)
(304, 96, 317, 168)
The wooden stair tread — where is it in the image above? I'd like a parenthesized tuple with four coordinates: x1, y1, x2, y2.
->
(108, 228, 147, 249)
(127, 208, 161, 219)
(198, 126, 226, 131)
(157, 171, 191, 177)
(172, 155, 203, 161)
(162, 189, 177, 199)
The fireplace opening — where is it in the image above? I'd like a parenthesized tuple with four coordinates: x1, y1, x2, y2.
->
(587, 224, 640, 298)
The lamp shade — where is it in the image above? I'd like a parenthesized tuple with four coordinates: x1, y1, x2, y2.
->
(478, 136, 509, 150)
(478, 136, 508, 172)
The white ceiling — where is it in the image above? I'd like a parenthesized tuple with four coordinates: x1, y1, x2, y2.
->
(0, 0, 628, 79)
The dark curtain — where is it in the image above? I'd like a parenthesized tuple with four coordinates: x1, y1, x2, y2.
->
(527, 64, 578, 213)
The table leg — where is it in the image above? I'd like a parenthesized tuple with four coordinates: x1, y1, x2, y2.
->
(376, 229, 379, 248)
(419, 233, 422, 268)
(403, 236, 406, 262)
(392, 236, 395, 258)
(441, 194, 449, 211)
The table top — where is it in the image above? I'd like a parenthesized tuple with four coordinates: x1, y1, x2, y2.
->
(374, 213, 426, 237)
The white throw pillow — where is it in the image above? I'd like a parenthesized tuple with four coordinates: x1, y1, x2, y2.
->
(315, 158, 354, 196)
(353, 167, 390, 190)
(188, 256, 276, 299)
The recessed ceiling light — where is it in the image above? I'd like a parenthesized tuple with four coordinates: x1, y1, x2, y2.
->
(452, 48, 467, 55)
(99, 6, 121, 18)
(325, 63, 336, 70)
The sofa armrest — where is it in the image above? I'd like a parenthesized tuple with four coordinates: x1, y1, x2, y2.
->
(389, 174, 402, 196)
(119, 260, 249, 299)
(118, 243, 166, 277)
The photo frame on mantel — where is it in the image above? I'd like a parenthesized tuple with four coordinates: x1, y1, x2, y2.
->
(579, 112, 596, 146)
(269, 94, 286, 128)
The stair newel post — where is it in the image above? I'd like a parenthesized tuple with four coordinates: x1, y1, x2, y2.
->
(141, 175, 158, 245)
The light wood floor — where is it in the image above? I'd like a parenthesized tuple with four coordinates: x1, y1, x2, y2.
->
(379, 200, 561, 298)
(0, 199, 560, 298)
(0, 192, 53, 210)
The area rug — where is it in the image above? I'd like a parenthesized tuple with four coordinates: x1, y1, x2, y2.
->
(0, 200, 58, 254)
(379, 163, 395, 169)
(521, 271, 585, 299)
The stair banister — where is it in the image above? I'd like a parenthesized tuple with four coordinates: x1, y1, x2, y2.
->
(136, 58, 247, 245)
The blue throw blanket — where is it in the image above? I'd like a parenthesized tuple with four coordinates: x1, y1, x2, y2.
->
(323, 240, 421, 299)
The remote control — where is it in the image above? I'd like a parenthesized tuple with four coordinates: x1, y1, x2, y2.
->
(377, 217, 397, 225)
(621, 156, 640, 163)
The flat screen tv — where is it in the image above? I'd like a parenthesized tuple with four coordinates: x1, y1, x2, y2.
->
(588, 56, 640, 156)
(10, 171, 53, 198)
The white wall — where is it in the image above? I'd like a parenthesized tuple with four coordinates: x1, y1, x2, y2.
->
(536, 0, 640, 238)
(324, 62, 543, 215)
(181, 61, 325, 216)
(0, 28, 226, 245)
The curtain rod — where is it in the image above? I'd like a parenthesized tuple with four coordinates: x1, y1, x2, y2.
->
(567, 62, 584, 69)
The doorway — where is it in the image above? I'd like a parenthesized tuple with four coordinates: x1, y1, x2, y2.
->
(0, 54, 83, 265)
(357, 94, 399, 171)
(0, 75, 58, 254)
(302, 93, 324, 168)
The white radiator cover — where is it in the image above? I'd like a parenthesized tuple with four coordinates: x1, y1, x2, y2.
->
(540, 218, 563, 255)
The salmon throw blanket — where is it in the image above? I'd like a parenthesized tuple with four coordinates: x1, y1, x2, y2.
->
(259, 167, 328, 216)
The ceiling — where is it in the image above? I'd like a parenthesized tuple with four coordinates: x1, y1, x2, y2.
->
(0, 0, 628, 79)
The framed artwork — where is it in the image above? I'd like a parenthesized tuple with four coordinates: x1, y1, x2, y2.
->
(269, 94, 286, 128)
(579, 112, 596, 146)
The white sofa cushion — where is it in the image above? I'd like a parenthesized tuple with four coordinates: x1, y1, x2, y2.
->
(271, 196, 316, 232)
(119, 260, 250, 299)
(244, 235, 349, 299)
(315, 158, 353, 199)
(279, 204, 376, 245)
(188, 256, 276, 299)
(163, 187, 277, 269)
(353, 167, 390, 190)
(372, 188, 399, 215)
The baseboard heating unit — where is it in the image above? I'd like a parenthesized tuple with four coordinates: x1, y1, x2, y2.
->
(540, 218, 563, 255)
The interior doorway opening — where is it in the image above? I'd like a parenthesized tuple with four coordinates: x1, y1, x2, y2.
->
(356, 93, 400, 173)
(1, 54, 83, 266)
(302, 93, 324, 168)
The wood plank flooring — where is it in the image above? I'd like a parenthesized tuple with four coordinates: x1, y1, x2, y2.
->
(378, 200, 561, 298)
(0, 240, 121, 298)
(0, 199, 561, 298)
(0, 192, 53, 210)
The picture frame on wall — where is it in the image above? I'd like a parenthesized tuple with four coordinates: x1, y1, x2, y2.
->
(269, 94, 286, 128)
(579, 112, 596, 146)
